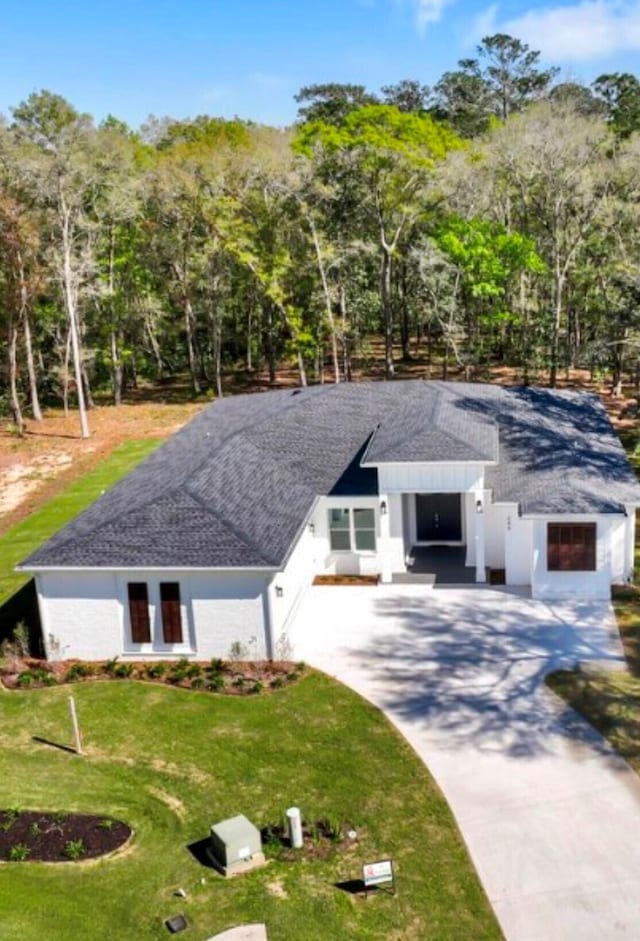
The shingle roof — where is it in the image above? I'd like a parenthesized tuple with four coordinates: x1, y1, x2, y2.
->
(21, 380, 640, 571)
(364, 382, 498, 463)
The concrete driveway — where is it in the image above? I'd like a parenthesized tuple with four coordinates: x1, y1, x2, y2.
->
(289, 585, 640, 940)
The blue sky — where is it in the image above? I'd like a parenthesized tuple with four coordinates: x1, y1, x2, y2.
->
(2, 0, 640, 127)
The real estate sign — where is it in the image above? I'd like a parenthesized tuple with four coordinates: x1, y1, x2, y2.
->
(363, 859, 394, 892)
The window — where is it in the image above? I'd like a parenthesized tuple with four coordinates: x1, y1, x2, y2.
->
(354, 508, 376, 551)
(160, 582, 183, 643)
(328, 507, 376, 552)
(127, 582, 151, 643)
(329, 508, 351, 551)
(547, 524, 596, 572)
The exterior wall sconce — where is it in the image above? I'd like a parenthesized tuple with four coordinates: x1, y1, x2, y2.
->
(308, 521, 315, 534)
(476, 499, 483, 514)
(275, 585, 284, 598)
(380, 500, 388, 515)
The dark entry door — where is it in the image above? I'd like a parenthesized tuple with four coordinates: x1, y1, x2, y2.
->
(416, 493, 461, 542)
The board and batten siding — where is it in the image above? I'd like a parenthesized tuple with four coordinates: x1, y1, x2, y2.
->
(376, 462, 485, 495)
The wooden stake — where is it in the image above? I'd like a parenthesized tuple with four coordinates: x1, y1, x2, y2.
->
(68, 695, 83, 755)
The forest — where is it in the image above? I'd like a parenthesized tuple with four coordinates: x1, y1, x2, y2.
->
(2, 33, 640, 437)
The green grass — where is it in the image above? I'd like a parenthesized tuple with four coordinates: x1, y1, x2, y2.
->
(545, 427, 640, 782)
(0, 439, 160, 605)
(0, 677, 501, 940)
(547, 669, 640, 775)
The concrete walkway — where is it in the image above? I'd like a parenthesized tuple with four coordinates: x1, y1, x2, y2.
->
(289, 585, 640, 940)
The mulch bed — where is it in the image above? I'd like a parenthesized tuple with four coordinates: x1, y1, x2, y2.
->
(0, 811, 131, 863)
(0, 656, 305, 695)
(313, 575, 379, 586)
(261, 819, 361, 862)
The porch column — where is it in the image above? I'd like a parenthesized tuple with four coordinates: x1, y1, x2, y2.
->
(380, 493, 392, 583)
(475, 496, 486, 583)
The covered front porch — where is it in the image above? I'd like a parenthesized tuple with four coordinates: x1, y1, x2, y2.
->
(379, 489, 487, 584)
(392, 546, 477, 585)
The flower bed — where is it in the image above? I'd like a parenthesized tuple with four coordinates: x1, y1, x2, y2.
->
(313, 575, 379, 586)
(261, 817, 361, 862)
(0, 656, 306, 694)
(0, 810, 131, 863)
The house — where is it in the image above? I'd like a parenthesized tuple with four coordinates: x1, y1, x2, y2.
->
(18, 380, 640, 662)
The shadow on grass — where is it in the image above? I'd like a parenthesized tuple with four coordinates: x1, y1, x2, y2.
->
(186, 837, 217, 869)
(32, 736, 78, 756)
(547, 669, 640, 773)
(335, 879, 366, 895)
(612, 585, 640, 676)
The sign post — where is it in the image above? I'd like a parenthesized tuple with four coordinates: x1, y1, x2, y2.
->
(68, 695, 83, 756)
(363, 858, 395, 898)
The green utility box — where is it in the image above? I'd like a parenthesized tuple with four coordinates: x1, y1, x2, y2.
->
(209, 814, 265, 877)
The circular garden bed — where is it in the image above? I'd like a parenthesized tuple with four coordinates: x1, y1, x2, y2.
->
(1, 657, 306, 695)
(0, 811, 131, 862)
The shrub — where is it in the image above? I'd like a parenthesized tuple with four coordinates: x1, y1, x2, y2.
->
(232, 675, 245, 689)
(29, 822, 41, 837)
(209, 658, 224, 675)
(145, 662, 167, 679)
(53, 812, 66, 825)
(16, 671, 34, 688)
(191, 676, 204, 690)
(114, 663, 134, 679)
(42, 673, 58, 687)
(186, 663, 202, 679)
(228, 641, 248, 661)
(104, 658, 119, 676)
(270, 676, 284, 690)
(251, 681, 263, 695)
(208, 675, 224, 692)
(324, 815, 343, 841)
(0, 811, 16, 832)
(99, 818, 114, 830)
(12, 622, 30, 658)
(9, 843, 30, 862)
(286, 671, 300, 683)
(66, 663, 94, 682)
(64, 839, 86, 860)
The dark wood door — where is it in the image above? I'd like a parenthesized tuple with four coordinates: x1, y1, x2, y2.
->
(416, 494, 461, 542)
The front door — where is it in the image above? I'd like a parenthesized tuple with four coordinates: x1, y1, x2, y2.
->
(416, 493, 462, 542)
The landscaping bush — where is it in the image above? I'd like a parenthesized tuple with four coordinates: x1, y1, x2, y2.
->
(1, 655, 307, 696)
(145, 662, 167, 679)
(65, 663, 94, 682)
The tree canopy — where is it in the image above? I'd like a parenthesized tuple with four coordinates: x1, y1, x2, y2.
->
(3, 37, 640, 437)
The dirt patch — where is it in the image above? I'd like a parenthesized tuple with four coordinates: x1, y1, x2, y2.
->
(0, 452, 73, 517)
(0, 400, 202, 531)
(267, 879, 289, 899)
(146, 787, 186, 821)
(0, 810, 131, 862)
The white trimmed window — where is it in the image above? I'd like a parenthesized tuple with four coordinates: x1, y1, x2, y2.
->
(328, 507, 376, 552)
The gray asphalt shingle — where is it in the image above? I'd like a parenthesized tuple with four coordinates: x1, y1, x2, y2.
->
(21, 380, 640, 570)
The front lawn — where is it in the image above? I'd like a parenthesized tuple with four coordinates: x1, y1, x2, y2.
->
(0, 676, 501, 940)
(0, 439, 160, 606)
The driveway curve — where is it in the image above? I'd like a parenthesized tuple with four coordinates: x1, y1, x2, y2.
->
(289, 585, 640, 940)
